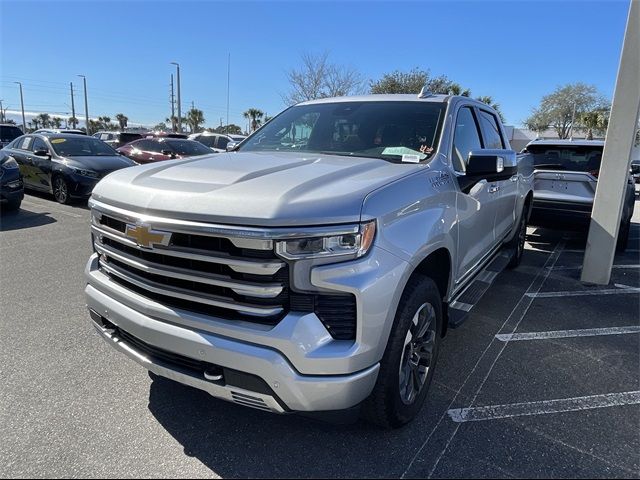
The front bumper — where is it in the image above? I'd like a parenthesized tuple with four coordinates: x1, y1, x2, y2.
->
(85, 245, 409, 412)
(0, 172, 24, 203)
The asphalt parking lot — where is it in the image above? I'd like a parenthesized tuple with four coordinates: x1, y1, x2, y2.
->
(1, 193, 639, 479)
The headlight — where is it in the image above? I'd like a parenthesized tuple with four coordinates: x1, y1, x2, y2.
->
(72, 168, 99, 178)
(2, 158, 18, 170)
(276, 221, 376, 260)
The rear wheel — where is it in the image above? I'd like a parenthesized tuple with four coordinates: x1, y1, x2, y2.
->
(507, 208, 527, 269)
(362, 275, 442, 428)
(2, 197, 21, 212)
(53, 175, 70, 204)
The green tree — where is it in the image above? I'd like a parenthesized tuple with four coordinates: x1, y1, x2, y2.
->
(51, 117, 63, 129)
(36, 113, 51, 129)
(525, 83, 608, 139)
(579, 109, 609, 140)
(153, 122, 168, 131)
(115, 113, 128, 130)
(68, 116, 79, 128)
(29, 119, 40, 131)
(185, 108, 205, 133)
(243, 108, 264, 132)
(369, 68, 457, 95)
(216, 124, 243, 135)
(88, 119, 101, 133)
(524, 108, 551, 136)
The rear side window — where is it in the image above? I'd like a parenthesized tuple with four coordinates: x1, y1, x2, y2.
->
(19, 136, 33, 150)
(478, 110, 504, 149)
(196, 135, 216, 148)
(0, 125, 23, 142)
(216, 136, 230, 149)
(31, 137, 49, 153)
(452, 107, 482, 172)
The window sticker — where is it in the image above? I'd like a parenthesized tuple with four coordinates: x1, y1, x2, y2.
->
(402, 154, 421, 163)
(382, 146, 427, 160)
(51, 138, 66, 144)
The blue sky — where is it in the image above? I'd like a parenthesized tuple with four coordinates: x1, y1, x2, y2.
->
(0, 0, 630, 129)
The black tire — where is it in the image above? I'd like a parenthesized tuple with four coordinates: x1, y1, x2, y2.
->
(2, 197, 21, 212)
(362, 275, 442, 428)
(507, 208, 527, 269)
(52, 175, 70, 204)
(616, 218, 631, 252)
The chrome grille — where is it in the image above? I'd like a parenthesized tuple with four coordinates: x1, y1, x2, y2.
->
(90, 203, 289, 323)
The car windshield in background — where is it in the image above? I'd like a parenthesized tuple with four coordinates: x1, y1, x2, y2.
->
(524, 145, 603, 173)
(50, 137, 119, 156)
(239, 101, 446, 162)
(196, 136, 216, 148)
(165, 139, 212, 156)
(1, 125, 23, 142)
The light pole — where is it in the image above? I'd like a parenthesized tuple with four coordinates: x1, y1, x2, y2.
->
(78, 75, 89, 135)
(14, 82, 26, 132)
(171, 62, 181, 133)
(70, 82, 76, 129)
(0, 99, 4, 123)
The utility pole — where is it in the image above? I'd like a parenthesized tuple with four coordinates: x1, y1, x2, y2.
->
(78, 75, 89, 135)
(14, 82, 26, 132)
(581, 0, 640, 284)
(70, 82, 76, 128)
(226, 53, 230, 128)
(170, 74, 175, 132)
(0, 100, 4, 123)
(191, 100, 195, 110)
(171, 62, 182, 133)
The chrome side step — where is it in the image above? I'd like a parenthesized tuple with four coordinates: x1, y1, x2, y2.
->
(448, 250, 512, 328)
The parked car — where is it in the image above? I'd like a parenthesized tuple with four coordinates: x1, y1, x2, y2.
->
(0, 124, 24, 149)
(520, 139, 635, 250)
(2, 133, 135, 204)
(631, 159, 640, 184)
(0, 155, 24, 211)
(34, 128, 85, 135)
(116, 137, 212, 163)
(93, 131, 149, 149)
(146, 131, 189, 139)
(189, 132, 247, 152)
(86, 93, 532, 427)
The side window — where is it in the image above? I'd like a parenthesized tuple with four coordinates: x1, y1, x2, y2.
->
(216, 136, 229, 149)
(31, 137, 49, 153)
(100, 133, 110, 141)
(452, 107, 482, 172)
(478, 110, 505, 149)
(19, 136, 33, 150)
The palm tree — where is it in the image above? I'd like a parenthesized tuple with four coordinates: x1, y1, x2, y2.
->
(68, 116, 79, 128)
(476, 95, 505, 122)
(51, 117, 63, 129)
(243, 108, 264, 132)
(115, 113, 128, 130)
(186, 108, 205, 133)
(448, 83, 471, 97)
(165, 116, 178, 132)
(98, 116, 111, 130)
(29, 119, 40, 131)
(36, 113, 51, 129)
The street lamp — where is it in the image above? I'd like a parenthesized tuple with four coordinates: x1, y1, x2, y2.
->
(77, 75, 89, 135)
(170, 62, 182, 133)
(14, 82, 26, 132)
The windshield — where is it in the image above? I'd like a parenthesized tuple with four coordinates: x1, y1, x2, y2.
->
(239, 101, 446, 162)
(164, 139, 212, 156)
(1, 125, 23, 142)
(523, 144, 603, 173)
(50, 136, 119, 156)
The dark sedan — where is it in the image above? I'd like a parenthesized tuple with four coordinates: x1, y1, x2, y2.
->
(117, 137, 211, 164)
(2, 133, 136, 204)
(0, 156, 24, 211)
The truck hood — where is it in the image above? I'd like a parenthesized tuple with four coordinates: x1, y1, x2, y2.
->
(91, 151, 422, 226)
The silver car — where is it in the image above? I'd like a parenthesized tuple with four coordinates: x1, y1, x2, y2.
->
(522, 139, 635, 250)
(86, 94, 532, 427)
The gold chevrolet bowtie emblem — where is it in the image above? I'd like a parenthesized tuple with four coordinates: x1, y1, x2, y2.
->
(124, 223, 171, 249)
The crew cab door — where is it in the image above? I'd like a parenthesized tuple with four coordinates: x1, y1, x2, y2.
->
(452, 106, 500, 279)
(30, 136, 53, 191)
(477, 109, 518, 241)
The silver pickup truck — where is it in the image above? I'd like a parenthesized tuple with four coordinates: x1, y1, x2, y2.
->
(85, 93, 533, 427)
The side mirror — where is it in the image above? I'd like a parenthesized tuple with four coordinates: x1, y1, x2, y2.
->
(33, 149, 50, 157)
(226, 141, 238, 152)
(466, 149, 517, 182)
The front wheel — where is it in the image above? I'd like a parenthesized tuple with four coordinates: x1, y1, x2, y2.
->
(53, 176, 70, 204)
(362, 275, 442, 428)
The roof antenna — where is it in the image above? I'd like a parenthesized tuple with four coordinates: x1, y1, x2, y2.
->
(418, 86, 434, 99)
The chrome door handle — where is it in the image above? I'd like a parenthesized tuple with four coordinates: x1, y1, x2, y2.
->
(488, 185, 500, 194)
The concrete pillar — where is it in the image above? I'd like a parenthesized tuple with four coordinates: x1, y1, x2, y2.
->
(582, 0, 640, 284)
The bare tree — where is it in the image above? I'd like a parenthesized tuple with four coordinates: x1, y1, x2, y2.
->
(283, 52, 364, 105)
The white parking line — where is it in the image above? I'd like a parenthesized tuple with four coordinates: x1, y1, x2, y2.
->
(448, 391, 640, 423)
(526, 287, 640, 298)
(496, 326, 640, 342)
(549, 264, 640, 271)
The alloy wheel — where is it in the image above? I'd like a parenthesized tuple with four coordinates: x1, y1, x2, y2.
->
(54, 177, 68, 204)
(399, 302, 436, 405)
